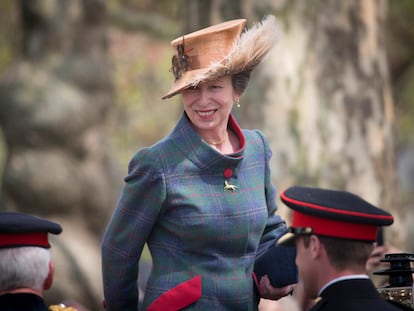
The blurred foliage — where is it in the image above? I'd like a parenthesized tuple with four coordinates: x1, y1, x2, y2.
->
(107, 0, 181, 39)
(0, 0, 19, 193)
(387, 0, 414, 147)
(0, 0, 19, 72)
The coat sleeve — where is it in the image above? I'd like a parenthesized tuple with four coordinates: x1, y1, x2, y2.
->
(254, 130, 288, 258)
(101, 147, 166, 311)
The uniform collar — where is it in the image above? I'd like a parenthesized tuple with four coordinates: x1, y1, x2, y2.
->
(319, 274, 369, 296)
(0, 292, 48, 310)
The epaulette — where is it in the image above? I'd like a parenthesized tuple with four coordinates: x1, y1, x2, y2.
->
(48, 304, 78, 311)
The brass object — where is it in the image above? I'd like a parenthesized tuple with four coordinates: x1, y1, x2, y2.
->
(49, 304, 78, 311)
(375, 253, 414, 308)
(377, 287, 412, 307)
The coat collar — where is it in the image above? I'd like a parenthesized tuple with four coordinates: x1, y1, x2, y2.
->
(168, 112, 245, 170)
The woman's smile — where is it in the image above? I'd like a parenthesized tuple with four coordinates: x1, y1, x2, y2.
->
(196, 109, 217, 119)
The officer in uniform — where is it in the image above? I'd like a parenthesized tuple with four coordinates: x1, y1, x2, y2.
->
(0, 212, 77, 311)
(278, 186, 413, 311)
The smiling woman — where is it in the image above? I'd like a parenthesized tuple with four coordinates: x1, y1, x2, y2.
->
(101, 15, 295, 311)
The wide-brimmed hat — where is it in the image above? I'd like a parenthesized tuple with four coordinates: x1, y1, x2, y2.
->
(162, 15, 280, 99)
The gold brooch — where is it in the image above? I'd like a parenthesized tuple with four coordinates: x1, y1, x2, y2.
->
(224, 180, 237, 191)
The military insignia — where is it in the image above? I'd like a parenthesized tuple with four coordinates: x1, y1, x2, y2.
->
(49, 304, 78, 311)
(224, 180, 237, 191)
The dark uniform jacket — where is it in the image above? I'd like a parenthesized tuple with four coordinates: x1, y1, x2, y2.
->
(309, 278, 411, 311)
(0, 293, 48, 311)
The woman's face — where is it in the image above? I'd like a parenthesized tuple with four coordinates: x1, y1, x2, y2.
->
(181, 76, 238, 132)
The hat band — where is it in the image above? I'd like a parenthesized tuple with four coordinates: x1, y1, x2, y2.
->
(0, 232, 50, 248)
(188, 53, 220, 70)
(292, 210, 378, 241)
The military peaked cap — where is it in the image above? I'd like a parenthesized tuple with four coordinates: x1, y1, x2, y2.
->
(0, 212, 62, 249)
(278, 186, 394, 245)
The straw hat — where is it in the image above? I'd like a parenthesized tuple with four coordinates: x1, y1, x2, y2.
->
(162, 15, 280, 99)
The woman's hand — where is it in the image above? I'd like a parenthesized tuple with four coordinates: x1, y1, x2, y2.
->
(258, 274, 295, 300)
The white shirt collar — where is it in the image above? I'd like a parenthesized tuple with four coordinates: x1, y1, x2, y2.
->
(319, 274, 369, 296)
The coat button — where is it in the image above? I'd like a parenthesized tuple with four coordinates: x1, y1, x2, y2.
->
(224, 168, 233, 179)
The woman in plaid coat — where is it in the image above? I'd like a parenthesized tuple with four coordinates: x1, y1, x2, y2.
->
(101, 16, 293, 310)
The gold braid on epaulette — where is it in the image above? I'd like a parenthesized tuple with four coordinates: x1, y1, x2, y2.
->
(48, 304, 78, 311)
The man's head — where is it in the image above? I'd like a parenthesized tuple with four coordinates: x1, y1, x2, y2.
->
(0, 212, 62, 294)
(278, 186, 394, 298)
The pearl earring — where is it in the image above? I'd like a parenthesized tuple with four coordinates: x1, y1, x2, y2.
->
(235, 100, 240, 108)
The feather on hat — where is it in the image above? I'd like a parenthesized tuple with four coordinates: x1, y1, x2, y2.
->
(162, 15, 281, 99)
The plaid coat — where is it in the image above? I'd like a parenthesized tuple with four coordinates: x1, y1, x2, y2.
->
(102, 113, 287, 311)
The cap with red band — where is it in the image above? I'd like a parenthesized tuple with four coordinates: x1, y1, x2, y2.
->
(0, 212, 62, 249)
(277, 186, 394, 245)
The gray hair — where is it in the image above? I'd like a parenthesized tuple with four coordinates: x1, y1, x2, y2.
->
(0, 247, 51, 292)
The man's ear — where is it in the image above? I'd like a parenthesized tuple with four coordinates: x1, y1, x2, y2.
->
(309, 235, 323, 259)
(43, 260, 54, 290)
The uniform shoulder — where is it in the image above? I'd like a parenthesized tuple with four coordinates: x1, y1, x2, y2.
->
(49, 305, 79, 311)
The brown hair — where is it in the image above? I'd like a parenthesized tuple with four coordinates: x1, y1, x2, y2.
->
(318, 236, 373, 270)
(300, 235, 373, 270)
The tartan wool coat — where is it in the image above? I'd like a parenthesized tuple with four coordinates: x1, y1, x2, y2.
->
(101, 112, 288, 311)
